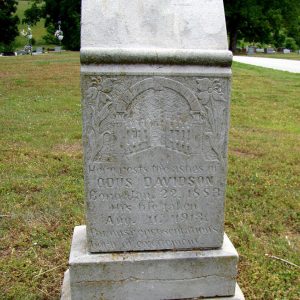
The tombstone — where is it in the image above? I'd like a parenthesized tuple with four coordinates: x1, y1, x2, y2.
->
(33, 47, 44, 56)
(16, 50, 26, 56)
(247, 46, 256, 55)
(283, 49, 291, 54)
(61, 1, 245, 299)
(24, 45, 32, 55)
(256, 48, 264, 53)
(36, 47, 43, 53)
(264, 47, 275, 54)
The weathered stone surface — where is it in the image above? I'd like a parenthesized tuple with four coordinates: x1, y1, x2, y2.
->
(82, 65, 231, 252)
(61, 270, 71, 300)
(62, 226, 242, 300)
(61, 1, 245, 299)
(80, 48, 233, 67)
(62, 271, 245, 300)
(62, 270, 245, 300)
(81, 0, 228, 51)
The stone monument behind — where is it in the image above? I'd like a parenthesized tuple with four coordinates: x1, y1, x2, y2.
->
(61, 0, 245, 299)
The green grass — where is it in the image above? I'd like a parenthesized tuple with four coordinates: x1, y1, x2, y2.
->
(0, 52, 82, 299)
(228, 62, 300, 299)
(14, 1, 49, 49)
(0, 53, 299, 299)
(237, 52, 300, 60)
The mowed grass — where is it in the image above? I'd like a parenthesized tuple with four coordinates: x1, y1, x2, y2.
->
(228, 63, 300, 299)
(0, 52, 82, 299)
(0, 53, 299, 299)
(240, 52, 300, 60)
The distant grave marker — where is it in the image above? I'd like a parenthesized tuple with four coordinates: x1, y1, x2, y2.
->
(265, 47, 275, 54)
(247, 46, 256, 55)
(36, 47, 43, 53)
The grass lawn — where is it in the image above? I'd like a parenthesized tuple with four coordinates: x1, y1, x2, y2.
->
(0, 53, 299, 300)
(254, 53, 300, 60)
(237, 53, 300, 61)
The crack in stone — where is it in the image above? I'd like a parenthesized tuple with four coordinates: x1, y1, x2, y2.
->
(74, 274, 235, 285)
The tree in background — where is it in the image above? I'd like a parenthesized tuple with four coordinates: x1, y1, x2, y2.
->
(224, 0, 300, 52)
(24, 0, 300, 52)
(0, 0, 20, 52)
(24, 0, 81, 50)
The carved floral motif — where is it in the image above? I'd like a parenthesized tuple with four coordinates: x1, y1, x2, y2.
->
(196, 78, 227, 168)
(84, 76, 117, 161)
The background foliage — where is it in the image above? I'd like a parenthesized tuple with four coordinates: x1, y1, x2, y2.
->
(224, 0, 300, 51)
(0, 0, 20, 52)
(1, 0, 299, 51)
(21, 0, 81, 50)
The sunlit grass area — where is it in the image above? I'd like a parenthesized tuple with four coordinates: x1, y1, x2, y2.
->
(237, 52, 300, 60)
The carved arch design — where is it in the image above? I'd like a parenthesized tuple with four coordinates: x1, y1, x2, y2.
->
(118, 77, 202, 112)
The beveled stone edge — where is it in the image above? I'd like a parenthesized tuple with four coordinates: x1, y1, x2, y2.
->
(69, 226, 238, 265)
(80, 47, 233, 67)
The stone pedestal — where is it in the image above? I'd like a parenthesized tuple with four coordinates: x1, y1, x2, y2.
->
(62, 226, 244, 300)
(62, 271, 244, 300)
(61, 1, 245, 299)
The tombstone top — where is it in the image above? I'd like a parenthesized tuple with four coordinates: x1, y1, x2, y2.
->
(81, 0, 228, 51)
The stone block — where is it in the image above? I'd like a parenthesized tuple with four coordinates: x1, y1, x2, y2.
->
(62, 271, 244, 300)
(81, 0, 228, 50)
(81, 0, 232, 254)
(82, 65, 231, 252)
(63, 226, 241, 300)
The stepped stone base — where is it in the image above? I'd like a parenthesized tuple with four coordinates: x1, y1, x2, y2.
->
(61, 226, 244, 300)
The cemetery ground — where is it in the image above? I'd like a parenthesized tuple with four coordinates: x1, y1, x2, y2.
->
(0, 52, 299, 300)
(250, 53, 300, 60)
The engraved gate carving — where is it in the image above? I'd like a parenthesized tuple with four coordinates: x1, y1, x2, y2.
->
(83, 76, 228, 166)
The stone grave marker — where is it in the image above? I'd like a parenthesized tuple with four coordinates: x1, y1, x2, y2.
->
(61, 1, 245, 299)
(265, 47, 275, 54)
(55, 46, 62, 52)
(247, 46, 256, 55)
(256, 48, 264, 53)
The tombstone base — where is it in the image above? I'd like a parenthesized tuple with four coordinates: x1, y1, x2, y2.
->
(61, 270, 244, 300)
(61, 226, 244, 300)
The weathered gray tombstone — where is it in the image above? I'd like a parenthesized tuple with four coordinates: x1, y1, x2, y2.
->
(55, 46, 62, 52)
(61, 0, 245, 299)
(265, 47, 275, 54)
(247, 46, 256, 55)
(256, 48, 264, 53)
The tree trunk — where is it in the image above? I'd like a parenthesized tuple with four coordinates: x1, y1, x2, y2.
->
(229, 30, 238, 53)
